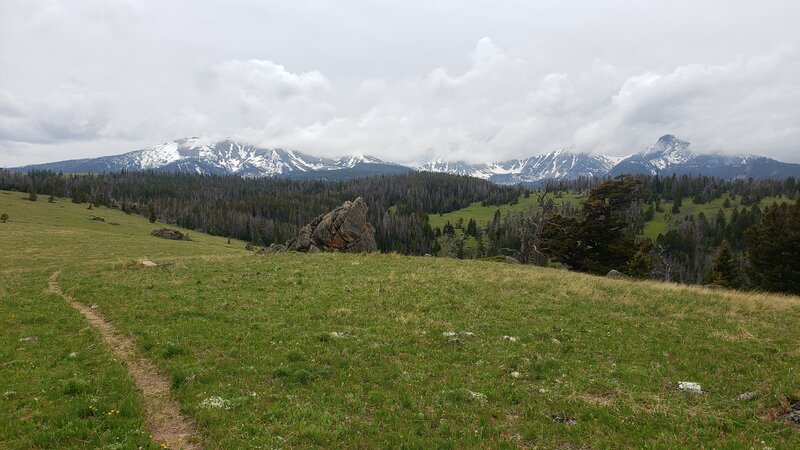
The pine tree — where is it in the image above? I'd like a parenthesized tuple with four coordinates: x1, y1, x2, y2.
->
(465, 218, 478, 237)
(624, 247, 653, 279)
(746, 200, 800, 294)
(711, 240, 739, 288)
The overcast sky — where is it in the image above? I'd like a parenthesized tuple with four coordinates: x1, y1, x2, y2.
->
(2, 0, 799, 166)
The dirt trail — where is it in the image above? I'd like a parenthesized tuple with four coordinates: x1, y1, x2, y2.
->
(48, 271, 203, 450)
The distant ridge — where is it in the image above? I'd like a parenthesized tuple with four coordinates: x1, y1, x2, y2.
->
(11, 135, 800, 184)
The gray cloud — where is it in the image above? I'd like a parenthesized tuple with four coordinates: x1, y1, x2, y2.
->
(1, 0, 799, 167)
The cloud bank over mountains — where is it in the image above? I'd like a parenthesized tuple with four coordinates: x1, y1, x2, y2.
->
(1, 1, 799, 166)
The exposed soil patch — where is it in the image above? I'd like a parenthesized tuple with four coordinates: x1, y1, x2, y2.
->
(49, 271, 202, 449)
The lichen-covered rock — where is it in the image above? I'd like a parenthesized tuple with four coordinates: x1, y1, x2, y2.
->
(288, 197, 377, 253)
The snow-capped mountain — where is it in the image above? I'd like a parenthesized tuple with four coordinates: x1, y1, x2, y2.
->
(10, 134, 800, 183)
(421, 149, 618, 185)
(607, 134, 800, 179)
(607, 134, 694, 176)
(13, 138, 410, 179)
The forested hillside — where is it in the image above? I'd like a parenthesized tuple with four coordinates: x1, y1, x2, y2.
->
(2, 169, 797, 294)
(0, 170, 523, 254)
(441, 174, 799, 294)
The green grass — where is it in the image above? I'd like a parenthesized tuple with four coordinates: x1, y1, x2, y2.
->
(0, 191, 243, 449)
(643, 195, 791, 240)
(2, 190, 800, 448)
(428, 190, 791, 242)
(428, 191, 584, 231)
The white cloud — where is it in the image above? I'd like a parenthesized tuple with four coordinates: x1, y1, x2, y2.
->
(1, 1, 800, 166)
(0, 88, 117, 144)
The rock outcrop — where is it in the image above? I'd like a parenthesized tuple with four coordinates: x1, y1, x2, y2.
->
(151, 228, 191, 241)
(288, 197, 377, 253)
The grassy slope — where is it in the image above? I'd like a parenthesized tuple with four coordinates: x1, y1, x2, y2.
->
(2, 190, 800, 448)
(428, 192, 584, 231)
(0, 191, 243, 449)
(643, 195, 788, 240)
(429, 192, 583, 255)
(427, 191, 789, 242)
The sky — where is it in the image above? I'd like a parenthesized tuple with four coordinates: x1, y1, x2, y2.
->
(1, 0, 800, 166)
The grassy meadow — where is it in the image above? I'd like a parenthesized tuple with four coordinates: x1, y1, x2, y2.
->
(642, 195, 789, 240)
(428, 191, 584, 231)
(2, 189, 800, 448)
(427, 190, 791, 243)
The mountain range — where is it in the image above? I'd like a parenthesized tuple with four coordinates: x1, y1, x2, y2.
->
(9, 135, 800, 184)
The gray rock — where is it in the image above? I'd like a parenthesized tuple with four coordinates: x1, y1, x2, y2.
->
(607, 270, 631, 280)
(256, 243, 287, 255)
(308, 244, 321, 253)
(286, 198, 377, 253)
(677, 381, 703, 393)
(504, 256, 522, 264)
(550, 414, 578, 426)
(738, 391, 758, 401)
(151, 228, 190, 241)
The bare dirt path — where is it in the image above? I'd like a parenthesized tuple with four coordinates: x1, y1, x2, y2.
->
(48, 271, 203, 449)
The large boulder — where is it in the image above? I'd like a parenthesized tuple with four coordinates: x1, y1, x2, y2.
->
(288, 197, 378, 253)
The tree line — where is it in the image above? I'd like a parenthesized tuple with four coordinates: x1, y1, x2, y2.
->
(0, 169, 523, 254)
(436, 174, 800, 295)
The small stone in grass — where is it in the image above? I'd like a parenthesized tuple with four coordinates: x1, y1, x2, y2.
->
(677, 381, 703, 393)
(510, 371, 521, 378)
(68, 352, 78, 358)
(738, 391, 758, 401)
(469, 391, 487, 402)
(19, 336, 37, 342)
(329, 332, 353, 339)
(551, 414, 578, 425)
(503, 335, 518, 342)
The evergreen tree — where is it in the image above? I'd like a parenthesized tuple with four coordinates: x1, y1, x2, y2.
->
(711, 240, 739, 288)
(745, 200, 800, 294)
(443, 221, 455, 236)
(28, 190, 38, 202)
(624, 245, 654, 279)
(671, 196, 682, 214)
(543, 176, 649, 274)
(465, 218, 478, 237)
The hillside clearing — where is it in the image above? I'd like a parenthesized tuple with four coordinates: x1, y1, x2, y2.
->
(2, 190, 800, 448)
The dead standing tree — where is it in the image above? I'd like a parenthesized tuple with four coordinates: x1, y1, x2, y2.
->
(503, 186, 555, 265)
